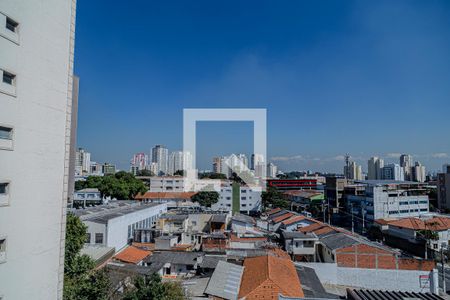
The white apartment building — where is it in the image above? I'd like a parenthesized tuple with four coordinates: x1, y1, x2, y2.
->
(151, 144, 169, 175)
(168, 151, 184, 175)
(149, 176, 222, 192)
(0, 1, 77, 299)
(267, 162, 278, 178)
(348, 181, 429, 222)
(212, 183, 262, 213)
(77, 202, 167, 252)
(382, 163, 405, 181)
(75, 147, 91, 176)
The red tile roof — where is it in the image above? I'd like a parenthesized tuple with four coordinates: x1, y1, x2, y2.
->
(239, 254, 304, 299)
(135, 191, 197, 200)
(114, 246, 151, 264)
(282, 215, 306, 226)
(272, 212, 295, 224)
(381, 217, 450, 231)
(266, 207, 282, 215)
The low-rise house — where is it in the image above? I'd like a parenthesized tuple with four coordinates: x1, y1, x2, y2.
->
(283, 190, 324, 206)
(238, 252, 305, 299)
(280, 215, 315, 232)
(231, 214, 258, 235)
(209, 214, 228, 232)
(375, 216, 450, 252)
(134, 191, 197, 208)
(202, 232, 228, 253)
(113, 245, 151, 265)
(143, 251, 204, 278)
(73, 188, 104, 207)
(282, 231, 318, 262)
(229, 234, 268, 250)
(155, 235, 179, 250)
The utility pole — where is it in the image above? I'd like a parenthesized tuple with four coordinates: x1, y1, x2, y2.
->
(351, 203, 354, 234)
(441, 244, 446, 294)
(322, 200, 326, 222)
(361, 203, 365, 235)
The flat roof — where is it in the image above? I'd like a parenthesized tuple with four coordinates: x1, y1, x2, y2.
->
(77, 202, 163, 224)
(356, 180, 423, 186)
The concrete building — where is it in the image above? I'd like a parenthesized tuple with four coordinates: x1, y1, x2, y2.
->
(77, 202, 167, 252)
(400, 154, 413, 180)
(325, 177, 348, 208)
(368, 157, 384, 180)
(73, 188, 103, 207)
(168, 151, 186, 175)
(102, 163, 116, 175)
(413, 161, 426, 183)
(130, 152, 148, 175)
(212, 182, 262, 213)
(382, 163, 404, 181)
(0, 0, 77, 298)
(344, 161, 363, 180)
(267, 162, 278, 178)
(151, 144, 169, 175)
(347, 180, 429, 222)
(250, 153, 264, 171)
(437, 165, 450, 209)
(75, 148, 91, 176)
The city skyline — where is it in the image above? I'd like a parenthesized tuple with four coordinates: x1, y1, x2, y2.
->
(75, 0, 450, 173)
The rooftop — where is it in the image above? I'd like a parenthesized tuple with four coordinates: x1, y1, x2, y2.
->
(114, 246, 151, 264)
(347, 288, 444, 300)
(75, 202, 163, 224)
(204, 261, 244, 300)
(135, 191, 197, 200)
(238, 254, 304, 299)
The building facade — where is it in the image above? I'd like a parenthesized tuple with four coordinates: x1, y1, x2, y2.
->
(437, 166, 450, 209)
(151, 144, 169, 175)
(0, 1, 77, 298)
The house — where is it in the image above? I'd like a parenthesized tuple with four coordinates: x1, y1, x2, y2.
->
(155, 235, 179, 250)
(144, 251, 204, 278)
(134, 191, 197, 208)
(229, 234, 268, 250)
(202, 232, 228, 253)
(283, 190, 324, 206)
(375, 216, 450, 252)
(113, 245, 151, 265)
(238, 253, 304, 299)
(280, 215, 315, 232)
(282, 231, 318, 262)
(231, 214, 257, 234)
(209, 214, 228, 232)
(73, 188, 104, 207)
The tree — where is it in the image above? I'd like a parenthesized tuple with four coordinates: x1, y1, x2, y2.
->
(199, 172, 227, 180)
(261, 186, 289, 209)
(123, 273, 185, 300)
(78, 172, 147, 200)
(191, 191, 219, 207)
(173, 169, 185, 176)
(64, 213, 110, 300)
(136, 169, 154, 177)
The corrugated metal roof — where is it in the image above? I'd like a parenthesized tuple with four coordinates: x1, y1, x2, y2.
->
(204, 261, 244, 300)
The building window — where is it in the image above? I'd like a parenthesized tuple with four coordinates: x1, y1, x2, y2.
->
(0, 126, 12, 140)
(0, 238, 6, 263)
(5, 17, 18, 33)
(85, 233, 91, 243)
(2, 71, 15, 86)
(95, 233, 103, 244)
(0, 183, 8, 195)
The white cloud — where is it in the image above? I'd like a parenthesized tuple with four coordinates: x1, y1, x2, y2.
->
(270, 155, 304, 161)
(386, 152, 402, 158)
(431, 153, 449, 158)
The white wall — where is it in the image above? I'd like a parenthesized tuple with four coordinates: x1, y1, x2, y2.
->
(106, 204, 167, 251)
(0, 1, 76, 299)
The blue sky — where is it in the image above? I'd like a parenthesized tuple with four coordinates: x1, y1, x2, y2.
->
(74, 0, 450, 173)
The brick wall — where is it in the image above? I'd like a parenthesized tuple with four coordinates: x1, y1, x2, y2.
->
(336, 244, 434, 271)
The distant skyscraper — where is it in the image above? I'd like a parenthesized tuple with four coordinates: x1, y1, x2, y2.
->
(251, 153, 264, 170)
(400, 154, 413, 180)
(168, 151, 184, 175)
(75, 148, 91, 175)
(438, 164, 450, 209)
(267, 162, 278, 178)
(382, 164, 404, 181)
(130, 152, 148, 174)
(413, 161, 426, 183)
(212, 157, 222, 174)
(151, 145, 169, 175)
(345, 161, 363, 180)
(368, 157, 384, 180)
